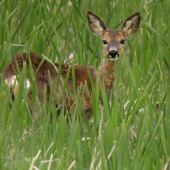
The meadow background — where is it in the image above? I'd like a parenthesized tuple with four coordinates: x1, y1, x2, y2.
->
(0, 0, 170, 169)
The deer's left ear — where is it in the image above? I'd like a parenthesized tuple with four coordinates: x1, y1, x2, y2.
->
(121, 12, 141, 37)
(87, 11, 107, 36)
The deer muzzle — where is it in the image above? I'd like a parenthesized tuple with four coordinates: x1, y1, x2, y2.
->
(108, 50, 119, 61)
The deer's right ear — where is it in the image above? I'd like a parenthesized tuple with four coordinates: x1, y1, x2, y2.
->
(121, 12, 141, 37)
(87, 11, 107, 36)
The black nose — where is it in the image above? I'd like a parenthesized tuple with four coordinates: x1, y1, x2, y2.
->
(109, 50, 119, 58)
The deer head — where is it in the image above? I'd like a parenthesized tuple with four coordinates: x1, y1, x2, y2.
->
(87, 11, 141, 61)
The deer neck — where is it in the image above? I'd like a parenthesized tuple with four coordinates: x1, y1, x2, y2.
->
(99, 59, 115, 92)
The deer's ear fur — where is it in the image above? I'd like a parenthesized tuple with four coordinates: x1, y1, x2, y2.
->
(121, 12, 141, 37)
(87, 11, 107, 36)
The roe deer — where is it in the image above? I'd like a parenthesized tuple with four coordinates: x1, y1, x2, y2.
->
(3, 11, 141, 120)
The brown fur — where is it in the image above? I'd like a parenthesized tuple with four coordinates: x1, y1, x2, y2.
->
(3, 11, 141, 120)
(3, 53, 96, 119)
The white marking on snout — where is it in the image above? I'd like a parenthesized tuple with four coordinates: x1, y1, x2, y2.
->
(109, 47, 118, 52)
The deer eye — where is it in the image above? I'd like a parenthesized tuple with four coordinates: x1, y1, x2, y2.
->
(103, 40, 108, 45)
(120, 40, 125, 44)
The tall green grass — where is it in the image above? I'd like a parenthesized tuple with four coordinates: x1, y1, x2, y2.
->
(0, 0, 170, 169)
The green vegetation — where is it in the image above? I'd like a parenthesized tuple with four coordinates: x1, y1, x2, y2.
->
(0, 0, 170, 169)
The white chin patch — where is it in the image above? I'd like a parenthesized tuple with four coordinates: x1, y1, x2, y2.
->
(109, 56, 119, 61)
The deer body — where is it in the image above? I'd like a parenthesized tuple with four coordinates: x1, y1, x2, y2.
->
(3, 11, 141, 120)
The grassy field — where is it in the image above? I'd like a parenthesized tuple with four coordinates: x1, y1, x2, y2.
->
(0, 0, 170, 169)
